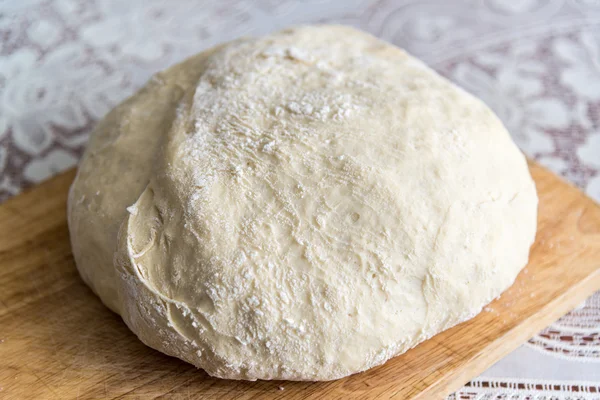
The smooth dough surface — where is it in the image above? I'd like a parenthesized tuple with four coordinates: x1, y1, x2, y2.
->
(68, 25, 537, 381)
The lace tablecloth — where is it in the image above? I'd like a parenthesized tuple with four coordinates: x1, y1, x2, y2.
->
(1, 0, 599, 398)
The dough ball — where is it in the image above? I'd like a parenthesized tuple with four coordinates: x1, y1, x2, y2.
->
(68, 25, 537, 381)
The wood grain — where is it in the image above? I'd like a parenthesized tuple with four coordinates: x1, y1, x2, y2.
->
(1, 162, 600, 400)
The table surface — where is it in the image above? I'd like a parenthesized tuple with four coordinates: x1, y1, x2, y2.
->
(1, 1, 600, 398)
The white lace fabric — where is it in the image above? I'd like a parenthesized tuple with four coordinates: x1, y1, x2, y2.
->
(1, 0, 599, 397)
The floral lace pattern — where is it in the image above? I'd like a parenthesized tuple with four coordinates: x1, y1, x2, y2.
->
(1, 0, 599, 397)
(528, 293, 600, 360)
(450, 378, 600, 400)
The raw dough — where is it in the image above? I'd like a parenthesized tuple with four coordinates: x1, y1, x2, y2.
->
(68, 25, 537, 381)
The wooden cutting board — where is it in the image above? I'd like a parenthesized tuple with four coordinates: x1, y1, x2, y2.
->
(1, 161, 600, 400)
